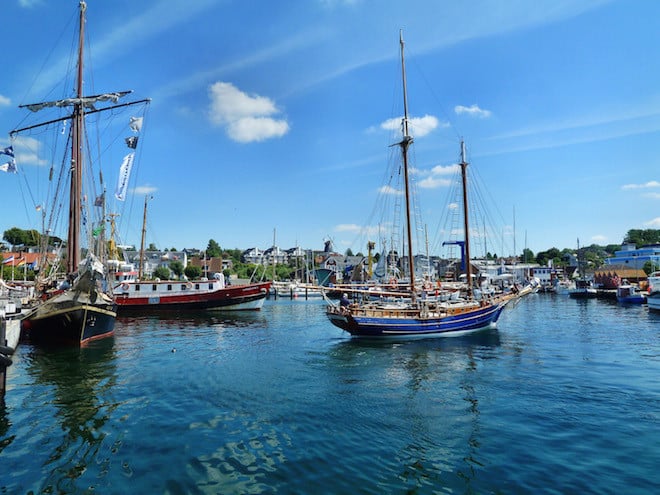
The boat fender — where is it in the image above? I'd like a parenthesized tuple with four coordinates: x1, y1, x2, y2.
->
(0, 344, 15, 356)
(0, 353, 12, 368)
(390, 278, 397, 287)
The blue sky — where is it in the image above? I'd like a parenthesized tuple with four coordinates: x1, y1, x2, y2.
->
(1, 0, 659, 259)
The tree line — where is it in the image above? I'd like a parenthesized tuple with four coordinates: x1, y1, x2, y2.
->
(3, 227, 660, 281)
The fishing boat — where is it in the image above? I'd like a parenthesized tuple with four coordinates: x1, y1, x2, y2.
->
(326, 32, 509, 338)
(615, 282, 646, 304)
(11, 2, 149, 345)
(647, 271, 660, 311)
(109, 197, 271, 312)
(568, 239, 597, 299)
(568, 279, 598, 299)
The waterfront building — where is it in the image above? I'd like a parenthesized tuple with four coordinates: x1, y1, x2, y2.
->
(604, 243, 660, 271)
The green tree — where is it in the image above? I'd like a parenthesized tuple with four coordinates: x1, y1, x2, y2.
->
(623, 229, 660, 246)
(521, 248, 534, 263)
(148, 243, 158, 251)
(206, 239, 222, 258)
(169, 261, 184, 278)
(536, 248, 561, 267)
(184, 265, 202, 279)
(225, 248, 243, 264)
(345, 248, 354, 257)
(3, 227, 30, 247)
(153, 266, 170, 280)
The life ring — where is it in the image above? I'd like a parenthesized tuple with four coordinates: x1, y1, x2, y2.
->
(121, 283, 130, 290)
(389, 278, 397, 287)
(186, 282, 193, 289)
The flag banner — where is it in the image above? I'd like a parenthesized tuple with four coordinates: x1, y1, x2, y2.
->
(2, 255, 14, 264)
(125, 136, 139, 149)
(1, 145, 14, 157)
(92, 226, 104, 238)
(0, 160, 17, 173)
(114, 152, 135, 201)
(129, 116, 143, 132)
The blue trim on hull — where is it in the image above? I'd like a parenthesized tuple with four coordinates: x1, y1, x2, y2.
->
(328, 303, 506, 337)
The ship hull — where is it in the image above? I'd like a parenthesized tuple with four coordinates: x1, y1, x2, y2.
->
(115, 282, 271, 312)
(22, 299, 116, 346)
(327, 301, 507, 337)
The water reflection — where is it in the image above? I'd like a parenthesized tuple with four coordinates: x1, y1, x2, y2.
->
(21, 338, 117, 492)
(327, 329, 501, 492)
(117, 310, 268, 332)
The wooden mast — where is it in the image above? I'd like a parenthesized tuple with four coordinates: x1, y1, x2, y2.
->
(459, 140, 472, 297)
(67, 0, 86, 274)
(399, 31, 416, 301)
(138, 195, 150, 279)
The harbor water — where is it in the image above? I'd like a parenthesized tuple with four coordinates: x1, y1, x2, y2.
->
(1, 294, 659, 494)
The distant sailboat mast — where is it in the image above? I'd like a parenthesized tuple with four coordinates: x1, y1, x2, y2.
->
(399, 30, 416, 300)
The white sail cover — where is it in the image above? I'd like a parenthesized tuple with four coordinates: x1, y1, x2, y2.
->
(23, 91, 132, 112)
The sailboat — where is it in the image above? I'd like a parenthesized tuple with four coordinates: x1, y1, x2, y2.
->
(12, 2, 149, 345)
(326, 32, 510, 337)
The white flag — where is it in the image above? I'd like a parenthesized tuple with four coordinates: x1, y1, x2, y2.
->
(114, 152, 135, 201)
(129, 116, 143, 133)
(0, 160, 17, 173)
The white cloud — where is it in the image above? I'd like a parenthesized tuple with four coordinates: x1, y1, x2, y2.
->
(335, 223, 362, 233)
(643, 192, 660, 199)
(591, 234, 607, 244)
(207, 82, 290, 143)
(622, 181, 660, 190)
(419, 176, 452, 189)
(430, 164, 460, 176)
(455, 104, 492, 118)
(379, 114, 444, 138)
(645, 217, 660, 227)
(379, 185, 402, 195)
(0, 94, 10, 107)
(334, 223, 382, 237)
(10, 136, 47, 166)
(132, 185, 158, 195)
(417, 163, 459, 189)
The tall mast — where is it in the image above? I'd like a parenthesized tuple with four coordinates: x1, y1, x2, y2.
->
(460, 141, 472, 297)
(139, 195, 150, 279)
(399, 31, 416, 300)
(67, 0, 86, 273)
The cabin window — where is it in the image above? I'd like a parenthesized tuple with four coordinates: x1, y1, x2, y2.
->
(195, 284, 200, 290)
(208, 283, 213, 290)
(167, 284, 172, 291)
(181, 284, 187, 291)
(152, 284, 157, 291)
(135, 285, 140, 292)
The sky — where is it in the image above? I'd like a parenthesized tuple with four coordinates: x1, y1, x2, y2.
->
(1, 0, 660, 259)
